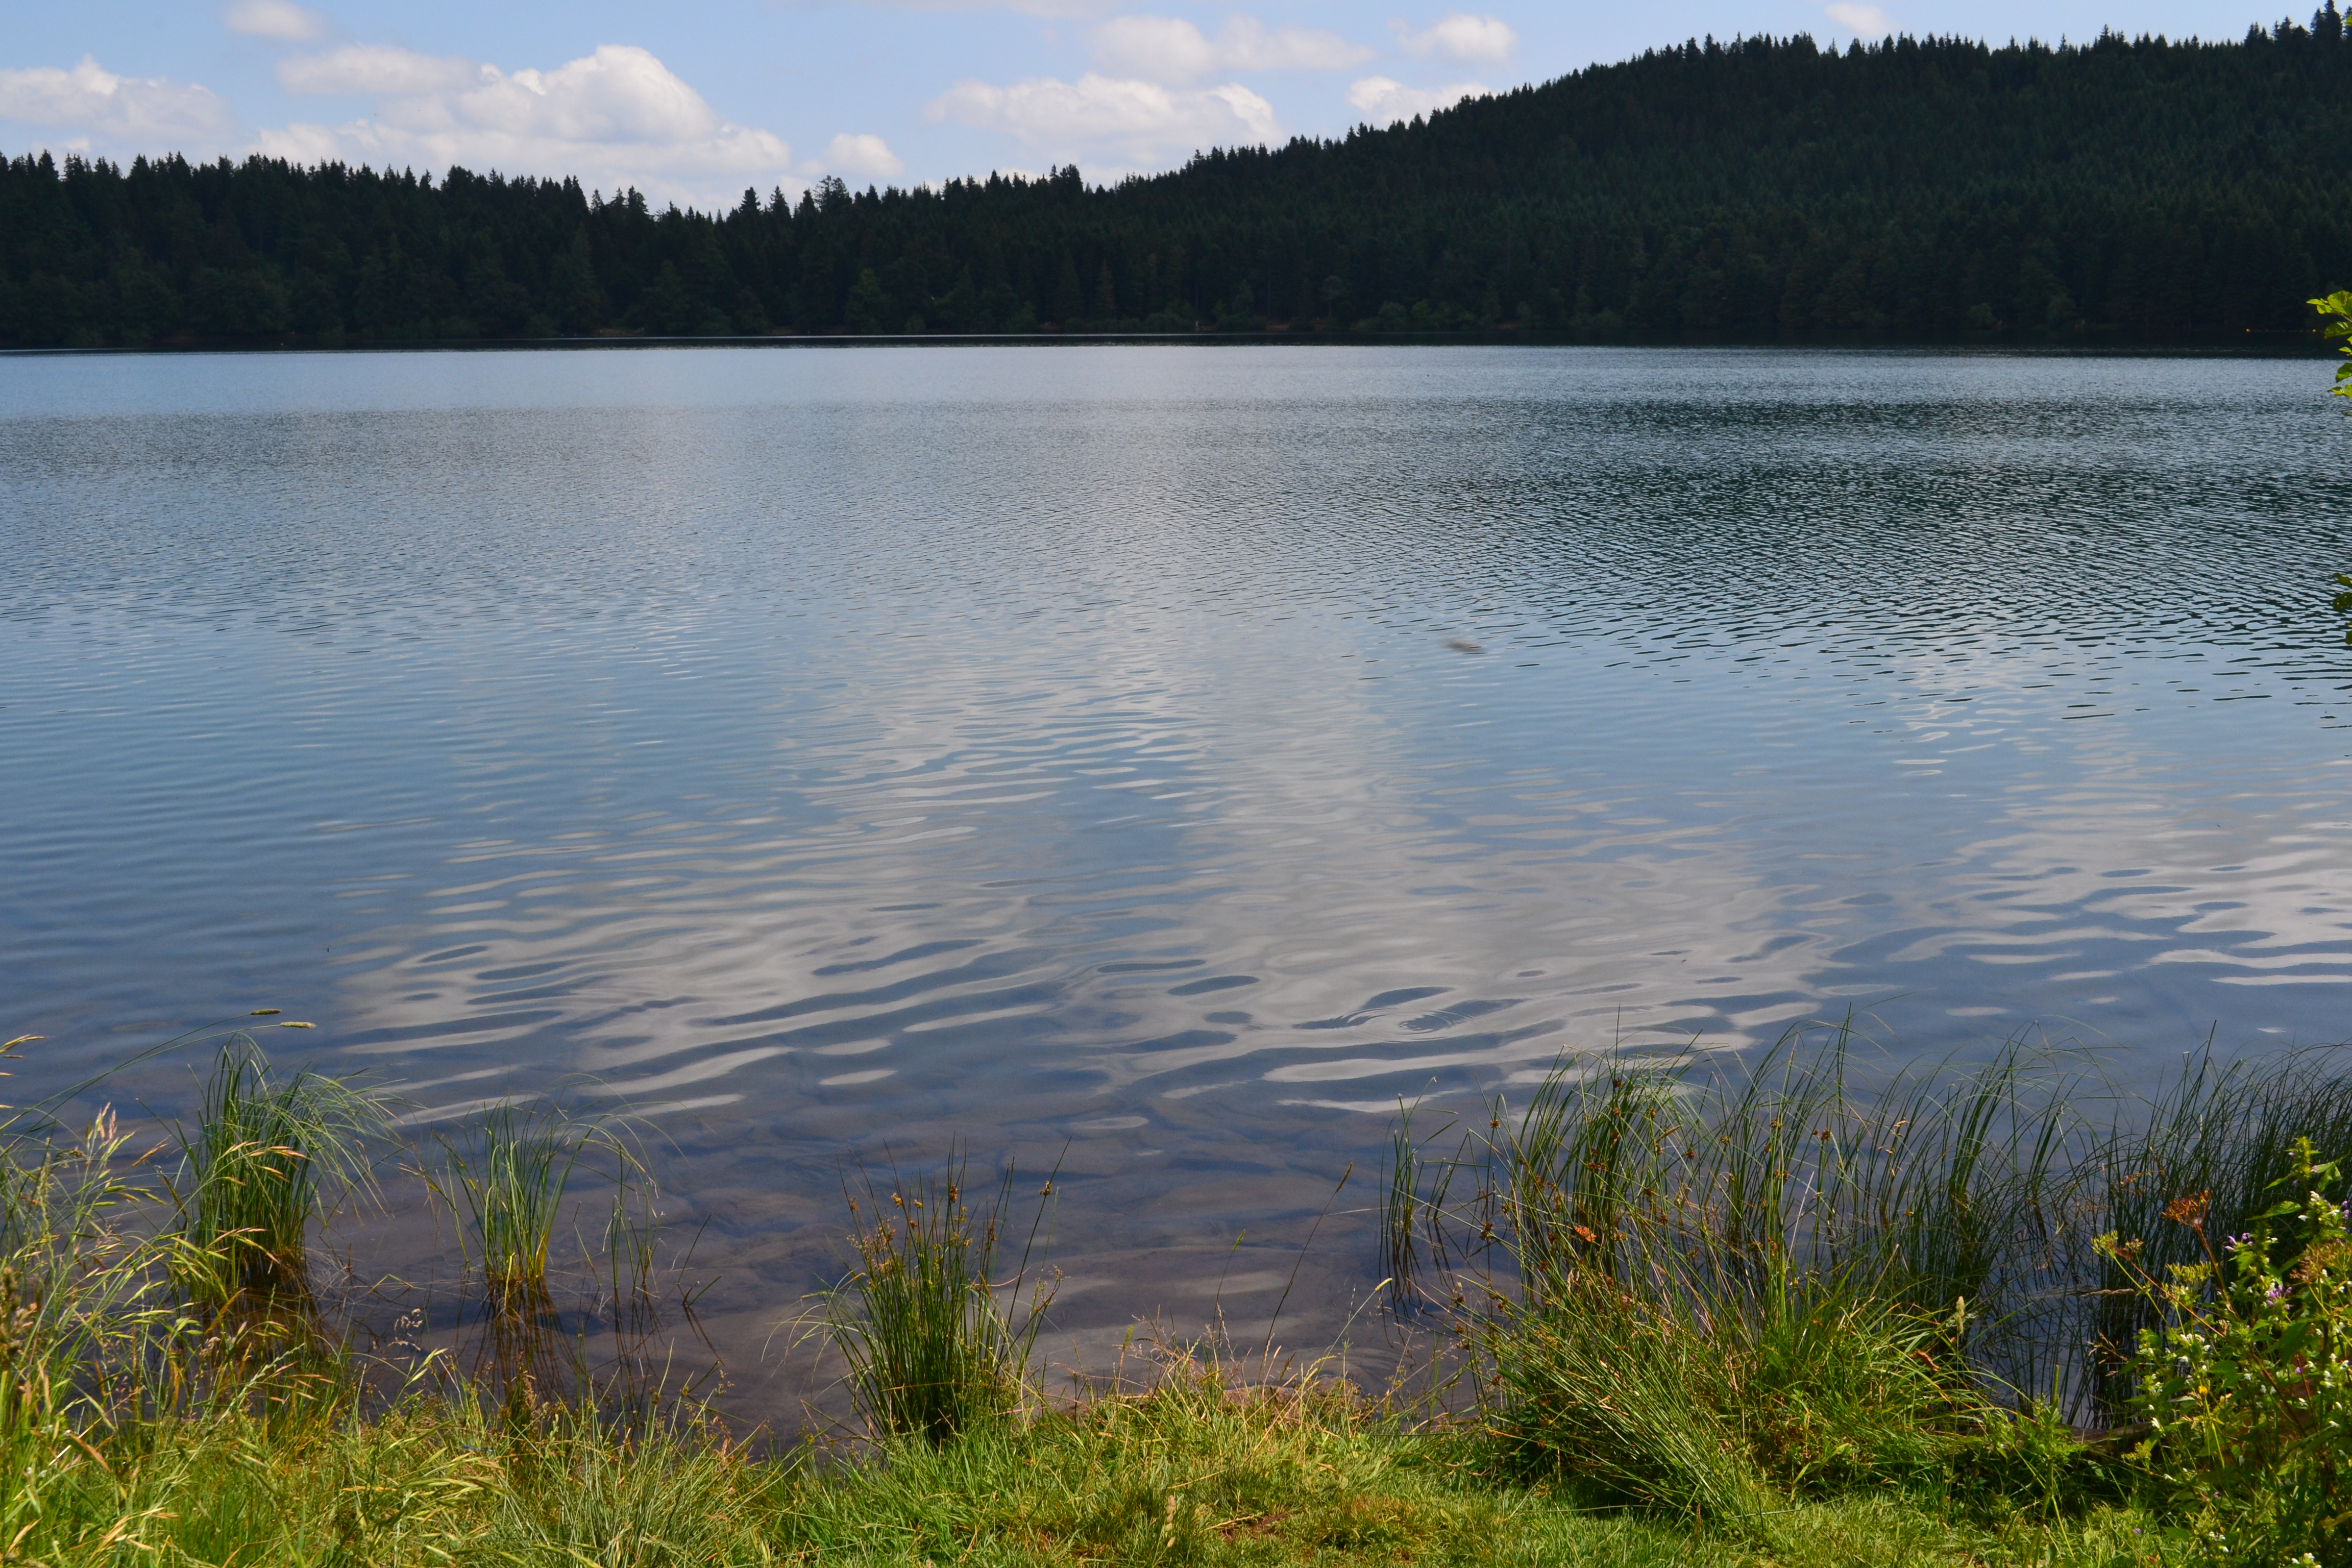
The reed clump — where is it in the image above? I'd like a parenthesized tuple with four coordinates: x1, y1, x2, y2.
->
(0, 1021, 745, 1561)
(821, 1153, 1056, 1446)
(433, 1100, 608, 1316)
(0, 1012, 2332, 1563)
(1383, 1024, 2352, 1553)
(167, 1028, 384, 1323)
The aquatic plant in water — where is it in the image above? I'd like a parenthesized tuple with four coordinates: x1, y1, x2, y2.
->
(823, 1152, 1057, 1446)
(434, 1101, 605, 1316)
(2100, 1139, 2352, 1565)
(1383, 1023, 2352, 1543)
(167, 1024, 383, 1320)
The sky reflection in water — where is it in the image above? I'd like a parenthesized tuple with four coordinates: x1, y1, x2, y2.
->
(5, 345, 2350, 1406)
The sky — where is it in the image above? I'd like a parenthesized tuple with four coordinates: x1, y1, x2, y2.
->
(0, 1, 2303, 209)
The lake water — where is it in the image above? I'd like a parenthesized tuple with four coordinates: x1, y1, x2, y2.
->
(5, 344, 2351, 1407)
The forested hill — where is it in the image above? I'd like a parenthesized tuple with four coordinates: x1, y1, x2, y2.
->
(11, 17, 2352, 348)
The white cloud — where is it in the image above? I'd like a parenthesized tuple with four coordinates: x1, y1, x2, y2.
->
(1089, 15, 1373, 87)
(1217, 17, 1375, 73)
(259, 43, 793, 208)
(1346, 75, 1490, 125)
(819, 131, 904, 180)
(1824, 3, 1892, 33)
(1394, 13, 1518, 64)
(278, 44, 472, 96)
(928, 72, 1279, 173)
(1090, 16, 1219, 82)
(799, 0, 1111, 14)
(0, 56, 236, 145)
(225, 0, 328, 41)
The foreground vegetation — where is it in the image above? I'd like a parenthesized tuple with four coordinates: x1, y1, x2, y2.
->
(5, 1365, 2183, 1566)
(12, 20, 2352, 346)
(2, 1018, 2346, 1563)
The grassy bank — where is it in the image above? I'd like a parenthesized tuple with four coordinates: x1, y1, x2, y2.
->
(1, 1018, 2345, 1564)
(9, 1362, 2176, 1566)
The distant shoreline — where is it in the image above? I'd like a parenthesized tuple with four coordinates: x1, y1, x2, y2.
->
(3, 333, 2335, 358)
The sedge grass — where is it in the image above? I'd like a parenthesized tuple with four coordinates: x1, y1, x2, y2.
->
(820, 1152, 1058, 1447)
(0, 1015, 2323, 1564)
(2084, 1043, 2352, 1413)
(0, 1348, 2190, 1567)
(166, 1030, 385, 1322)
(1384, 1022, 2352, 1544)
(433, 1100, 626, 1317)
(1426, 1029, 2063, 1538)
(0, 1028, 764, 1562)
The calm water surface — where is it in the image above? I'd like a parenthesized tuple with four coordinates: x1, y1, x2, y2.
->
(5, 345, 2351, 1403)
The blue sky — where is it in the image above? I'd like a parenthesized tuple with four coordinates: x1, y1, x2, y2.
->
(0, 1, 2295, 208)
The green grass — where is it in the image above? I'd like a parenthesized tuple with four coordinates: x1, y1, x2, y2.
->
(1385, 1025, 2352, 1554)
(0, 1018, 2338, 1564)
(433, 1100, 602, 1316)
(820, 1152, 1057, 1447)
(166, 1027, 383, 1322)
(771, 1373, 2176, 1567)
(6, 1354, 2187, 1566)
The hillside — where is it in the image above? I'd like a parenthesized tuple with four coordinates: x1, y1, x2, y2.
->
(8, 16, 2352, 346)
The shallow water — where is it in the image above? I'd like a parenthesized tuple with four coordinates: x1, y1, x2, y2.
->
(5, 344, 2351, 1407)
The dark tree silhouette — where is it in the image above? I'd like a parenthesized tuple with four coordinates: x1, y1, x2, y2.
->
(10, 21, 2352, 347)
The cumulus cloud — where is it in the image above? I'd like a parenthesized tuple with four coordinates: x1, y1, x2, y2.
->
(1823, 3, 1892, 33)
(809, 0, 1111, 14)
(0, 56, 236, 146)
(1218, 17, 1376, 72)
(818, 131, 904, 180)
(277, 44, 472, 96)
(1394, 13, 1518, 64)
(1089, 15, 1373, 87)
(225, 0, 329, 41)
(928, 72, 1278, 173)
(259, 43, 794, 208)
(1089, 17, 1222, 84)
(1346, 75, 1490, 125)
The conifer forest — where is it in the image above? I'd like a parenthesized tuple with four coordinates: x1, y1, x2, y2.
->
(9, 17, 2352, 347)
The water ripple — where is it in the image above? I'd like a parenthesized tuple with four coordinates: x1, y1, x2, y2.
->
(6, 345, 2351, 1393)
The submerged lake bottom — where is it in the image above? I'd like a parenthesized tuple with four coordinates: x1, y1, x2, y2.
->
(4, 343, 2350, 1416)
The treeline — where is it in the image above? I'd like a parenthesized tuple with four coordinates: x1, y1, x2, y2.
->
(11, 15, 2352, 348)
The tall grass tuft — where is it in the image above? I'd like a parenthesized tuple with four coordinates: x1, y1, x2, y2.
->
(434, 1101, 605, 1317)
(824, 1153, 1056, 1447)
(167, 1031, 385, 1321)
(0, 1023, 757, 1560)
(1478, 1044, 2009, 1543)
(2085, 1044, 2352, 1411)
(1383, 1024, 2287, 1537)
(0, 1100, 186, 1548)
(601, 1146, 666, 1335)
(1382, 1098, 1464, 1318)
(0, 1021, 351, 1545)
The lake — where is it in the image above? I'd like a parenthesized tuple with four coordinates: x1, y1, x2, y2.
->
(5, 344, 2350, 1407)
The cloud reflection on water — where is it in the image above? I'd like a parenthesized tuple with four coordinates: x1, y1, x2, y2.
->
(6, 346, 2352, 1404)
